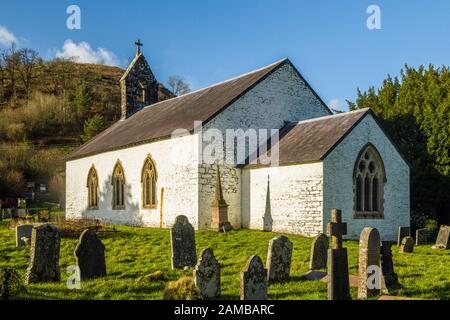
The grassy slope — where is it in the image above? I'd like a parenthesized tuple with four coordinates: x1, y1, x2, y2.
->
(1, 222, 449, 300)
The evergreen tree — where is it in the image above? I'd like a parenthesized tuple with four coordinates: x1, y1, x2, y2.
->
(81, 114, 106, 143)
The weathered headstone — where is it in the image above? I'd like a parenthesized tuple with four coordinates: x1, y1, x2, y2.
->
(358, 227, 381, 299)
(380, 241, 400, 292)
(193, 248, 220, 299)
(211, 165, 232, 232)
(416, 228, 436, 245)
(433, 225, 450, 250)
(25, 223, 60, 284)
(240, 255, 268, 300)
(400, 236, 414, 253)
(397, 226, 410, 246)
(170, 215, 197, 269)
(74, 229, 107, 280)
(309, 233, 328, 270)
(266, 236, 293, 283)
(16, 224, 33, 247)
(326, 209, 351, 300)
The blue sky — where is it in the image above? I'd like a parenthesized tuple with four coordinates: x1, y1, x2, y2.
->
(1, 0, 449, 110)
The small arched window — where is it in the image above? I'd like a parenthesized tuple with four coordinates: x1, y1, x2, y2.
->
(353, 144, 386, 219)
(141, 155, 157, 209)
(87, 166, 99, 210)
(112, 161, 125, 209)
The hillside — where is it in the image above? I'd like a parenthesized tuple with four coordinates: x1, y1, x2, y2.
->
(0, 51, 173, 199)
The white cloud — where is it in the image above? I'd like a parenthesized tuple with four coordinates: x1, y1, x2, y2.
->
(0, 26, 18, 47)
(328, 98, 348, 112)
(55, 39, 119, 66)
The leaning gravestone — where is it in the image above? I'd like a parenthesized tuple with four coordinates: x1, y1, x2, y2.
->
(309, 233, 328, 270)
(400, 236, 414, 253)
(358, 227, 381, 299)
(433, 225, 450, 250)
(74, 229, 107, 280)
(16, 224, 33, 247)
(266, 236, 293, 284)
(397, 226, 410, 246)
(380, 241, 400, 292)
(327, 209, 351, 300)
(240, 255, 268, 300)
(170, 215, 197, 269)
(25, 223, 60, 284)
(416, 228, 436, 245)
(193, 248, 220, 299)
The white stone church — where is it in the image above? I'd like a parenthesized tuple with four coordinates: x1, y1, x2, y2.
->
(66, 45, 410, 240)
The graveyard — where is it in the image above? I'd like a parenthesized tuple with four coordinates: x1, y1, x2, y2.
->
(1, 218, 450, 300)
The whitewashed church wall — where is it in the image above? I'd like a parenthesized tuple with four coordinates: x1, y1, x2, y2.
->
(323, 113, 410, 241)
(65, 134, 200, 228)
(242, 163, 324, 236)
(197, 62, 330, 231)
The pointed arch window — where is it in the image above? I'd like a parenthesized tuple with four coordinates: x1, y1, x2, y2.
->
(112, 161, 126, 209)
(141, 155, 157, 209)
(87, 166, 99, 210)
(353, 144, 386, 219)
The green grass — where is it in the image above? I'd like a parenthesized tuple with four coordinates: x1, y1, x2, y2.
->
(1, 221, 449, 300)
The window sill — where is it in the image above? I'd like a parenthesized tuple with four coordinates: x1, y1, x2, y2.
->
(87, 207, 99, 211)
(113, 206, 126, 210)
(353, 211, 384, 219)
(142, 205, 157, 210)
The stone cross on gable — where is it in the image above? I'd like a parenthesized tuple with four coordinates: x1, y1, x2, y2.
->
(327, 209, 347, 249)
(135, 39, 143, 56)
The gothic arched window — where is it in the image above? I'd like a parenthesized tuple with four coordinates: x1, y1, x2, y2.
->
(353, 144, 386, 219)
(141, 155, 157, 209)
(112, 161, 126, 209)
(87, 166, 99, 210)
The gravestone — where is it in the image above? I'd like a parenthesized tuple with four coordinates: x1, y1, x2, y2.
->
(25, 223, 60, 284)
(400, 236, 414, 253)
(358, 227, 381, 299)
(16, 224, 33, 247)
(397, 226, 410, 246)
(433, 225, 450, 250)
(309, 233, 328, 270)
(170, 215, 197, 269)
(211, 165, 232, 232)
(240, 255, 268, 300)
(74, 229, 107, 280)
(326, 209, 351, 300)
(416, 228, 436, 245)
(193, 248, 220, 299)
(266, 236, 293, 283)
(380, 241, 400, 292)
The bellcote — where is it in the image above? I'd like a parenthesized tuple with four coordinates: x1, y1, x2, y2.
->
(120, 40, 158, 120)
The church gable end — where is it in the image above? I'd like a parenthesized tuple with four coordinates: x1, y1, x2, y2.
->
(120, 40, 158, 120)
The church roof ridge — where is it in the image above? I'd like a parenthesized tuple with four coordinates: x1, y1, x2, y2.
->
(139, 57, 289, 112)
(287, 108, 371, 126)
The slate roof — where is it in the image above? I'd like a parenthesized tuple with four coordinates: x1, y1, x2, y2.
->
(245, 108, 373, 167)
(68, 58, 323, 160)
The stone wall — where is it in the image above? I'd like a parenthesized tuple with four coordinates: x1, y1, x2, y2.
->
(323, 113, 410, 241)
(66, 134, 200, 228)
(242, 163, 324, 236)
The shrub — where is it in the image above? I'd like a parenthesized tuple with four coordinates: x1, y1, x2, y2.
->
(136, 271, 166, 284)
(0, 267, 26, 300)
(163, 276, 202, 300)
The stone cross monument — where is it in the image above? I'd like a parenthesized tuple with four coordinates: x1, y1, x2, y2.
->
(211, 165, 232, 232)
(326, 209, 351, 300)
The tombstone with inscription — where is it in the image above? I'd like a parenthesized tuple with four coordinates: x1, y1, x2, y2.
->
(16, 224, 33, 247)
(266, 235, 293, 284)
(397, 226, 410, 246)
(309, 233, 328, 270)
(170, 215, 197, 269)
(240, 255, 268, 300)
(358, 227, 381, 299)
(193, 248, 220, 299)
(326, 209, 351, 300)
(74, 229, 107, 280)
(380, 241, 400, 292)
(25, 223, 60, 284)
(433, 225, 450, 250)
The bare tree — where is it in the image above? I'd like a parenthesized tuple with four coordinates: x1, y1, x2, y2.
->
(18, 48, 42, 99)
(2, 43, 20, 104)
(167, 75, 191, 96)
